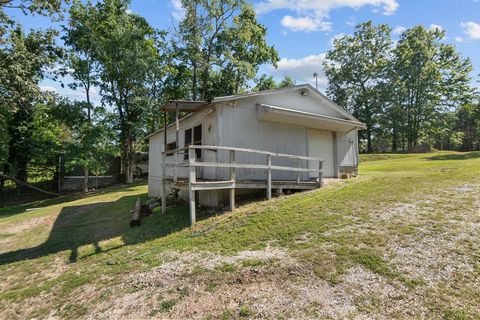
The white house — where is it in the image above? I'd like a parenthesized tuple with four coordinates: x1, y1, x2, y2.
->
(146, 84, 365, 223)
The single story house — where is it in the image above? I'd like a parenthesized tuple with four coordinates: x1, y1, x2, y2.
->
(146, 84, 365, 215)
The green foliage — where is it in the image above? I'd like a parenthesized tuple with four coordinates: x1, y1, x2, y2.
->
(324, 21, 476, 153)
(324, 21, 392, 153)
(254, 73, 277, 91)
(176, 0, 279, 100)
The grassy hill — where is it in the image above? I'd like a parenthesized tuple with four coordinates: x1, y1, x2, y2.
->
(0, 151, 479, 319)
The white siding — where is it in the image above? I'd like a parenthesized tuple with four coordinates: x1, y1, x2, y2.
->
(336, 130, 359, 167)
(307, 129, 335, 178)
(218, 102, 309, 181)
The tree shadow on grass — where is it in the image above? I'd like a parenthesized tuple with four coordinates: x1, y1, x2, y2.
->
(427, 151, 480, 161)
(0, 193, 216, 266)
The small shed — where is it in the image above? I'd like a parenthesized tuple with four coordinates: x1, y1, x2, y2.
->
(146, 84, 365, 222)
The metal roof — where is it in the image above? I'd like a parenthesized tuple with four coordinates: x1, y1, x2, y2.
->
(160, 100, 209, 112)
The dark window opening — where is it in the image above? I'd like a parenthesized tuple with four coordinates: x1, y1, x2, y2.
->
(166, 142, 177, 156)
(184, 125, 202, 160)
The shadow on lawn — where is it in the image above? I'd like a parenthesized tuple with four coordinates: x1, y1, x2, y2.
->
(427, 151, 480, 161)
(0, 193, 216, 266)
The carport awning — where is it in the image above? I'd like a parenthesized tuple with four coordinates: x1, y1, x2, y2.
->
(256, 103, 366, 133)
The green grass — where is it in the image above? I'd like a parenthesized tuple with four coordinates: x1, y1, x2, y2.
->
(0, 150, 479, 319)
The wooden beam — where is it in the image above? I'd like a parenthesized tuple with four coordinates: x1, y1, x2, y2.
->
(162, 110, 167, 214)
(188, 148, 196, 225)
(229, 150, 236, 211)
(190, 145, 323, 161)
(267, 154, 272, 200)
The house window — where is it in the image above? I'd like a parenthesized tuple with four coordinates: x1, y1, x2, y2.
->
(166, 142, 177, 156)
(184, 125, 202, 160)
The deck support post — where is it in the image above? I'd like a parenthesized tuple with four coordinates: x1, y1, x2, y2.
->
(162, 110, 167, 214)
(267, 154, 272, 200)
(318, 160, 323, 187)
(296, 159, 301, 183)
(229, 150, 236, 211)
(188, 147, 196, 225)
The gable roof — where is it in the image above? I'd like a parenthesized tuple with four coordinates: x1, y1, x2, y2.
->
(212, 84, 360, 122)
(145, 84, 364, 139)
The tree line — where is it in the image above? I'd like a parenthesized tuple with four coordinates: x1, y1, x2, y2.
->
(0, 1, 479, 192)
(323, 21, 479, 153)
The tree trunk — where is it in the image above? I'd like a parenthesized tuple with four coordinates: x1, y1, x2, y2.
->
(366, 127, 373, 153)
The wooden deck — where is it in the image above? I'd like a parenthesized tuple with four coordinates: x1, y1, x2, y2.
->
(161, 145, 324, 225)
(166, 178, 321, 191)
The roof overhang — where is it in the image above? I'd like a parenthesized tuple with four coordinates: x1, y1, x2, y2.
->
(256, 103, 366, 133)
(160, 100, 209, 112)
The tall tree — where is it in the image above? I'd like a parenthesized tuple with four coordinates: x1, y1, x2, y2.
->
(83, 0, 159, 183)
(323, 21, 392, 152)
(176, 0, 278, 100)
(279, 75, 295, 88)
(253, 73, 277, 91)
(391, 26, 473, 150)
(0, 27, 61, 181)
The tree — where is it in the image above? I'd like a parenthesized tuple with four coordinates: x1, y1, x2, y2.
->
(455, 103, 480, 150)
(391, 26, 473, 150)
(0, 27, 61, 181)
(323, 21, 392, 152)
(253, 74, 277, 91)
(176, 0, 278, 100)
(279, 75, 295, 88)
(81, 0, 160, 183)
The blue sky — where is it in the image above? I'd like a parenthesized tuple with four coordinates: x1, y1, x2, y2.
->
(8, 0, 480, 102)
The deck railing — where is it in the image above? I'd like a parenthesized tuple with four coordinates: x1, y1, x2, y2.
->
(161, 145, 324, 225)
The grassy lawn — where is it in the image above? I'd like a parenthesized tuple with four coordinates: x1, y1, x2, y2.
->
(0, 151, 479, 319)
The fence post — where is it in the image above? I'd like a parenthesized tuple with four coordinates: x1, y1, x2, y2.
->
(188, 147, 197, 225)
(229, 150, 236, 211)
(267, 154, 272, 200)
(318, 160, 323, 187)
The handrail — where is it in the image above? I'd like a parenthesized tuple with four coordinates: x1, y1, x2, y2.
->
(161, 144, 324, 225)
(163, 144, 324, 162)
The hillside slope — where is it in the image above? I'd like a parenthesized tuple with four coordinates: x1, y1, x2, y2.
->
(0, 151, 479, 319)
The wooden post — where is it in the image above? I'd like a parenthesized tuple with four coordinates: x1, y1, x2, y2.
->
(229, 150, 236, 211)
(161, 152, 166, 214)
(173, 151, 177, 183)
(318, 160, 323, 187)
(296, 158, 301, 183)
(162, 110, 167, 214)
(188, 147, 197, 225)
(267, 154, 272, 200)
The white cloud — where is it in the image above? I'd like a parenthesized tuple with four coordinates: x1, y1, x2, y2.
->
(345, 17, 356, 26)
(460, 21, 480, 40)
(255, 0, 399, 32)
(270, 53, 329, 89)
(455, 36, 464, 43)
(171, 0, 185, 21)
(392, 25, 406, 35)
(281, 15, 331, 32)
(429, 24, 444, 32)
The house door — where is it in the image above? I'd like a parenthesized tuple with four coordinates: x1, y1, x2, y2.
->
(308, 129, 335, 178)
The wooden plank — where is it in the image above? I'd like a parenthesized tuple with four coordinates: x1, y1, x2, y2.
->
(267, 154, 272, 200)
(189, 162, 320, 172)
(318, 160, 323, 187)
(230, 150, 236, 211)
(189, 145, 323, 161)
(188, 148, 196, 225)
(192, 181, 235, 191)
